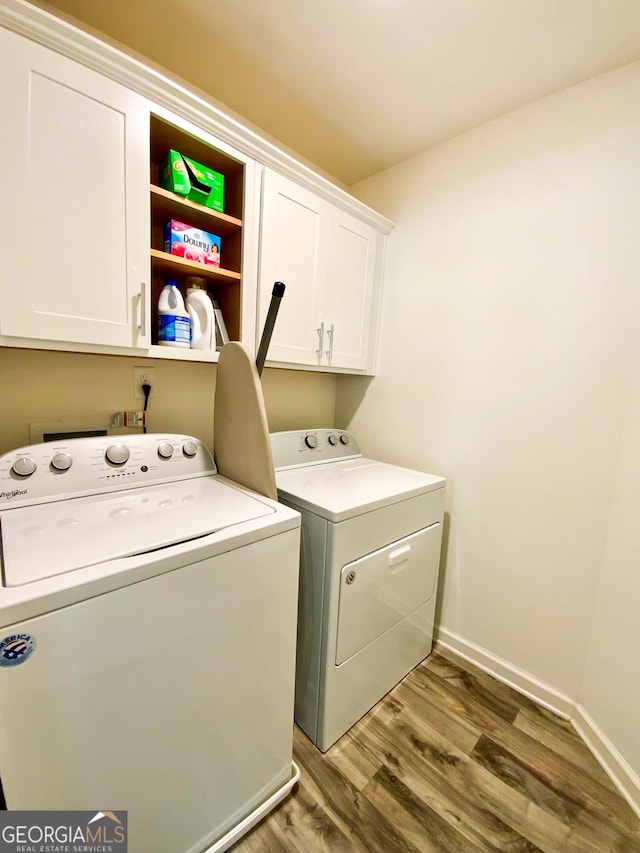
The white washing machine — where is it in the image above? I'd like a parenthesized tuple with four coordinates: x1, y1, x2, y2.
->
(0, 434, 300, 853)
(271, 428, 446, 753)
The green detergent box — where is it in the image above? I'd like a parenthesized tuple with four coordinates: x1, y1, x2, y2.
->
(161, 149, 225, 212)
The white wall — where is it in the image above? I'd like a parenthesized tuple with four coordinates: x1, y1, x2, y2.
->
(576, 341, 640, 802)
(337, 61, 640, 758)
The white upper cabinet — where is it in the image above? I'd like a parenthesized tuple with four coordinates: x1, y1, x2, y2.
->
(258, 169, 326, 367)
(0, 2, 392, 366)
(322, 210, 379, 371)
(0, 27, 150, 349)
(258, 169, 385, 374)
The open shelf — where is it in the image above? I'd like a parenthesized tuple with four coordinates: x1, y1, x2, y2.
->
(148, 344, 219, 362)
(149, 113, 246, 347)
(150, 185, 242, 236)
(150, 249, 241, 282)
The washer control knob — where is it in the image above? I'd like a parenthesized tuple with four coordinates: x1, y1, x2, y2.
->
(304, 434, 318, 449)
(157, 442, 174, 460)
(327, 434, 338, 446)
(339, 434, 350, 446)
(105, 444, 130, 465)
(51, 452, 72, 472)
(183, 441, 198, 458)
(12, 456, 36, 477)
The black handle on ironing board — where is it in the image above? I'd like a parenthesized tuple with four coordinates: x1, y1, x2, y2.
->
(256, 282, 286, 376)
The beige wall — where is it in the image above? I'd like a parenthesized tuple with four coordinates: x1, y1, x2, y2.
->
(0, 348, 335, 456)
(338, 62, 640, 782)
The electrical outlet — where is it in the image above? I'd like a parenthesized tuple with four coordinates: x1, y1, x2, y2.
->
(133, 366, 156, 399)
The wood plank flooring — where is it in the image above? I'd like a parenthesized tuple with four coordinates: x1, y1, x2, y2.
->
(232, 647, 640, 852)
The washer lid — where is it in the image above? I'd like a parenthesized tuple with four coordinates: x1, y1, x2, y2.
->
(275, 457, 445, 522)
(1, 476, 274, 587)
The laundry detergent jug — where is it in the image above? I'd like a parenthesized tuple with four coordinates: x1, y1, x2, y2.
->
(186, 277, 215, 350)
(158, 281, 191, 348)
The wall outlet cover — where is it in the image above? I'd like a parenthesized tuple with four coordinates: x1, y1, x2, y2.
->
(133, 366, 156, 398)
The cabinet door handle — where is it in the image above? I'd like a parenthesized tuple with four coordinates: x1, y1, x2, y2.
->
(316, 322, 324, 360)
(139, 282, 147, 339)
(326, 323, 335, 362)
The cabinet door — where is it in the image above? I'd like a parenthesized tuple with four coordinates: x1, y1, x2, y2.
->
(258, 169, 325, 366)
(322, 210, 380, 371)
(0, 28, 150, 348)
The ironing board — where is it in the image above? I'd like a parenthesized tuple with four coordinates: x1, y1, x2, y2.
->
(213, 342, 278, 501)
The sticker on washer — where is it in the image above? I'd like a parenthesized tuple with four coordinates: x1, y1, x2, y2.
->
(0, 633, 36, 667)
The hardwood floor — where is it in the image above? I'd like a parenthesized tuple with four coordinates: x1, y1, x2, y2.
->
(233, 647, 640, 852)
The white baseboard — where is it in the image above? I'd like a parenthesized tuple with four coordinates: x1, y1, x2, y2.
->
(435, 626, 640, 820)
(572, 704, 640, 820)
(435, 626, 575, 718)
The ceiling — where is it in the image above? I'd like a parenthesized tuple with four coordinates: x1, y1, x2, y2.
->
(34, 0, 640, 185)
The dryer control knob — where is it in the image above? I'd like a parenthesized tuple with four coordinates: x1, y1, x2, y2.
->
(105, 444, 130, 465)
(51, 452, 72, 472)
(183, 441, 198, 458)
(339, 434, 350, 446)
(12, 456, 36, 477)
(304, 434, 318, 449)
(157, 443, 174, 459)
(327, 434, 338, 446)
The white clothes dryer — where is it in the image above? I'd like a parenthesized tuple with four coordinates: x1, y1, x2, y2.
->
(271, 429, 446, 752)
(0, 434, 300, 853)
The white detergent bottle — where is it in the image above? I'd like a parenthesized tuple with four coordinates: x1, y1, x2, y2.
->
(158, 280, 191, 348)
(186, 277, 215, 350)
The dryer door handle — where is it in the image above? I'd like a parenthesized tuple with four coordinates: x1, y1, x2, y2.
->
(388, 544, 411, 568)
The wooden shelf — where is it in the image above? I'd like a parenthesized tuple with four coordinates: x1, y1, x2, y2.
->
(150, 249, 241, 282)
(150, 184, 242, 236)
(148, 344, 220, 362)
(150, 115, 244, 219)
(149, 114, 245, 349)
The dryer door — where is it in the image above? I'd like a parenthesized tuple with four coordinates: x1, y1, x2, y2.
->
(336, 523, 440, 665)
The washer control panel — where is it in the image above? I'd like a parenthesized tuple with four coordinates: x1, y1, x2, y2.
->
(0, 434, 215, 510)
(271, 429, 361, 471)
